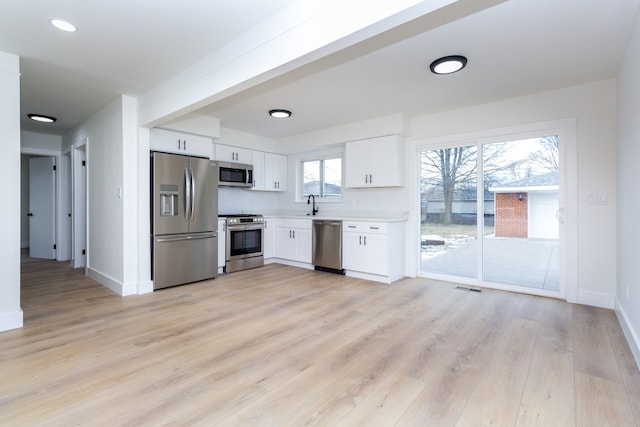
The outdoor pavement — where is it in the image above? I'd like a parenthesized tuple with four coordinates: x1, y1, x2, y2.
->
(421, 236, 559, 291)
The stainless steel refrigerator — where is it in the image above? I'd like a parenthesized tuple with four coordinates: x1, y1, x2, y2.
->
(151, 152, 218, 289)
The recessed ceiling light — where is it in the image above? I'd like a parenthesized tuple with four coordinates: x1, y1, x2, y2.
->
(49, 19, 77, 32)
(269, 109, 292, 118)
(430, 55, 467, 75)
(28, 114, 57, 123)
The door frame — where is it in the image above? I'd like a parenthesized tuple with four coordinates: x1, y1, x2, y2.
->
(21, 147, 68, 261)
(412, 118, 578, 302)
(72, 142, 87, 270)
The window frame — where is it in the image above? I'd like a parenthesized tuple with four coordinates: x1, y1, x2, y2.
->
(296, 150, 344, 203)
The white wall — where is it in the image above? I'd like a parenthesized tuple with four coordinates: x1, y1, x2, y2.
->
(63, 96, 140, 296)
(617, 9, 640, 368)
(0, 51, 22, 331)
(250, 80, 616, 309)
(21, 131, 62, 151)
(411, 80, 617, 308)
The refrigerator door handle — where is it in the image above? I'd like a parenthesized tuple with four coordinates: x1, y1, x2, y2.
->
(156, 232, 216, 243)
(184, 167, 191, 222)
(190, 167, 196, 222)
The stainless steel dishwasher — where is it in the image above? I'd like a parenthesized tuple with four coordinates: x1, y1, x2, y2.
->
(312, 220, 345, 274)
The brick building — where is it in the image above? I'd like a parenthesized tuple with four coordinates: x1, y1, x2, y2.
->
(489, 172, 559, 239)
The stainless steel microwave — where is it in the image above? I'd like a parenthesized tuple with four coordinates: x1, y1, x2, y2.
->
(218, 161, 253, 187)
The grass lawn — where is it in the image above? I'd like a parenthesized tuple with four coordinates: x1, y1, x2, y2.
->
(421, 222, 494, 239)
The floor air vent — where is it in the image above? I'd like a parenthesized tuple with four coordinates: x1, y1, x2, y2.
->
(455, 286, 482, 293)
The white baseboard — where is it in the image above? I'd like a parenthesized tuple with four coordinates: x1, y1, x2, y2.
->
(87, 267, 125, 296)
(0, 308, 23, 332)
(345, 270, 393, 284)
(615, 299, 640, 372)
(265, 259, 314, 270)
(87, 268, 152, 296)
(578, 289, 615, 309)
(138, 280, 154, 295)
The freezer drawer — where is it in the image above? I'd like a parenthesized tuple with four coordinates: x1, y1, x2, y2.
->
(153, 232, 217, 290)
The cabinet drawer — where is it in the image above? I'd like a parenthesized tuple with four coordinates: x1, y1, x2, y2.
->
(275, 219, 311, 229)
(343, 221, 388, 234)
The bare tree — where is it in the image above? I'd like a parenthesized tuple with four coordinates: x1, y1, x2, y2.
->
(421, 147, 476, 225)
(421, 143, 518, 225)
(528, 136, 559, 172)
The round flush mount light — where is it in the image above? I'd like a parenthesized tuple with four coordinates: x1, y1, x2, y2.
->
(28, 114, 57, 123)
(49, 18, 77, 32)
(430, 55, 467, 75)
(269, 109, 292, 118)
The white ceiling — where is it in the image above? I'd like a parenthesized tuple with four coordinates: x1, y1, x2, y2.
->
(1, 0, 639, 139)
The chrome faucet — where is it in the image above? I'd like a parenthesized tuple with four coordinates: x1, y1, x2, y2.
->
(307, 194, 319, 216)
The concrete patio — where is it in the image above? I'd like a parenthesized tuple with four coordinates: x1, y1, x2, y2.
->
(421, 235, 559, 291)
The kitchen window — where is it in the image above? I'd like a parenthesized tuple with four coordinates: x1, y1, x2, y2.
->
(300, 155, 342, 200)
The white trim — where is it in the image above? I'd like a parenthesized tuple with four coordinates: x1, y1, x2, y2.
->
(578, 289, 615, 309)
(615, 299, 640, 372)
(419, 272, 564, 300)
(87, 267, 137, 296)
(490, 185, 559, 192)
(0, 308, 23, 332)
(138, 280, 154, 295)
(412, 118, 577, 303)
(265, 259, 314, 271)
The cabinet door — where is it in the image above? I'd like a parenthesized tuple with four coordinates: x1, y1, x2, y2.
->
(274, 226, 295, 259)
(293, 227, 312, 263)
(369, 136, 404, 187)
(263, 218, 275, 259)
(345, 135, 404, 188)
(363, 232, 388, 275)
(215, 144, 252, 163)
(264, 153, 287, 191)
(218, 220, 226, 270)
(342, 231, 365, 271)
(251, 150, 266, 191)
(345, 141, 370, 188)
(150, 129, 212, 158)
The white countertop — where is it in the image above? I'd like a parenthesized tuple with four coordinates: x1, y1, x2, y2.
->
(261, 210, 408, 223)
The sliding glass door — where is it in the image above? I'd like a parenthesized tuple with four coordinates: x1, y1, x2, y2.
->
(420, 135, 561, 294)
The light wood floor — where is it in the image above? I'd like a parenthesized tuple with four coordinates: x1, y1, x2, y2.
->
(2, 260, 639, 426)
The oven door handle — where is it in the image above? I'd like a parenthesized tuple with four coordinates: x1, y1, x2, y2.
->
(228, 223, 264, 231)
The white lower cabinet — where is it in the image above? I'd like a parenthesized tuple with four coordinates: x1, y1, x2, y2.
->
(274, 219, 311, 264)
(342, 221, 404, 283)
(217, 219, 226, 273)
(263, 217, 275, 259)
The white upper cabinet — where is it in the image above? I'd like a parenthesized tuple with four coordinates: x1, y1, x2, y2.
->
(345, 135, 404, 188)
(251, 150, 266, 191)
(150, 128, 213, 158)
(264, 153, 287, 192)
(251, 151, 287, 192)
(214, 144, 252, 164)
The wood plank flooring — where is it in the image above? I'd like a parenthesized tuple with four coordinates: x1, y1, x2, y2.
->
(1, 259, 639, 426)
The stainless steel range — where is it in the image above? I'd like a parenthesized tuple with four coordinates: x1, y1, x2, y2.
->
(224, 214, 264, 273)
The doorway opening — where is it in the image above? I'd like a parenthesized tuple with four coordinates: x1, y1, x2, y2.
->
(21, 154, 57, 261)
(420, 133, 562, 296)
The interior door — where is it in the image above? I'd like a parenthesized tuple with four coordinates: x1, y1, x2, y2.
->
(29, 156, 56, 259)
